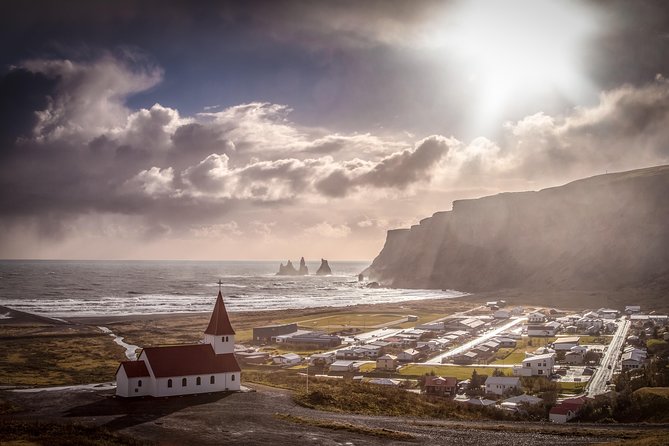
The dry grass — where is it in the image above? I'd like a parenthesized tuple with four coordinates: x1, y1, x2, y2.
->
(398, 364, 510, 379)
(275, 413, 415, 441)
(0, 325, 126, 386)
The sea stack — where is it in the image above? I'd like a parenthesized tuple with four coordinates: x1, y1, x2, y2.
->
(298, 257, 309, 275)
(277, 260, 298, 275)
(316, 259, 332, 275)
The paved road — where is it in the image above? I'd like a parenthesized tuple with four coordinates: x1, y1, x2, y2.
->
(586, 319, 630, 396)
(423, 317, 527, 364)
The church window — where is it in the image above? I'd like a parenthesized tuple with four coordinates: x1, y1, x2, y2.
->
(138, 380, 142, 387)
(210, 375, 215, 384)
(231, 374, 235, 381)
(222, 336, 225, 342)
(168, 379, 173, 388)
(182, 378, 187, 387)
(196, 377, 201, 385)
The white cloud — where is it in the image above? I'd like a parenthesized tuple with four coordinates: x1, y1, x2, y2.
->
(305, 222, 352, 238)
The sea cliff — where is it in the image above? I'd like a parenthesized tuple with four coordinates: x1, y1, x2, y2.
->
(366, 165, 669, 293)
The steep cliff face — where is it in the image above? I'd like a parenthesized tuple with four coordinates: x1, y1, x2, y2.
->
(367, 165, 669, 293)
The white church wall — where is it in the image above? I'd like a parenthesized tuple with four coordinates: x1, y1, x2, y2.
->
(204, 333, 234, 354)
(153, 372, 239, 397)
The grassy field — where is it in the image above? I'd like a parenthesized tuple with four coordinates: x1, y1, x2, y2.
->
(0, 325, 126, 387)
(490, 337, 555, 365)
(398, 364, 511, 379)
(279, 310, 445, 331)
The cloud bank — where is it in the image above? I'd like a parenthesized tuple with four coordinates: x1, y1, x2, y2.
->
(1, 54, 669, 259)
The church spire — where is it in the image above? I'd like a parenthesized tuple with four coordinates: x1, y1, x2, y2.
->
(204, 289, 235, 336)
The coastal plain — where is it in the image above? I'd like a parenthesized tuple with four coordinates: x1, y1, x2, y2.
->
(2, 293, 669, 445)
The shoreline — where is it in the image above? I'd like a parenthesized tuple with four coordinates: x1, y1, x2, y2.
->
(1, 294, 478, 326)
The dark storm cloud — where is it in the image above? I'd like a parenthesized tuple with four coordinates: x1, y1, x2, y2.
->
(0, 68, 56, 151)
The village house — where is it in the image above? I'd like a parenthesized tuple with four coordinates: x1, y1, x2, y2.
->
(376, 354, 398, 371)
(397, 348, 421, 362)
(485, 376, 521, 396)
(309, 352, 336, 366)
(452, 351, 478, 364)
(272, 352, 302, 365)
(423, 376, 457, 396)
(526, 321, 561, 337)
(549, 397, 590, 423)
(552, 336, 581, 351)
(329, 360, 360, 373)
(495, 337, 517, 348)
(527, 312, 546, 323)
(621, 347, 647, 371)
(513, 353, 555, 377)
(115, 290, 241, 398)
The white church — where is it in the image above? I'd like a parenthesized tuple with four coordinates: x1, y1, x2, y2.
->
(115, 290, 241, 397)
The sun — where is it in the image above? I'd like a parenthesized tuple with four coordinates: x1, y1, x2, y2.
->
(439, 0, 600, 133)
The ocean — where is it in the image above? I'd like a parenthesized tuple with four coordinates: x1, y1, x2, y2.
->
(0, 260, 466, 318)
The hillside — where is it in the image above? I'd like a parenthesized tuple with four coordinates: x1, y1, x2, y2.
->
(366, 165, 669, 302)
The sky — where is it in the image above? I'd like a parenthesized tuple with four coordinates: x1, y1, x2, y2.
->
(1, 0, 669, 261)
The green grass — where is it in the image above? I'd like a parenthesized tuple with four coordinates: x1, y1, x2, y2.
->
(558, 381, 587, 392)
(398, 364, 510, 379)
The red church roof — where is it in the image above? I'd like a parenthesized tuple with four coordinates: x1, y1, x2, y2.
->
(141, 344, 241, 377)
(117, 360, 150, 378)
(204, 291, 236, 335)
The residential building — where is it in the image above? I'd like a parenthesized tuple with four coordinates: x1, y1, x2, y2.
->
(513, 353, 555, 377)
(329, 360, 360, 373)
(397, 348, 421, 362)
(549, 397, 589, 423)
(272, 353, 302, 365)
(424, 376, 457, 396)
(526, 321, 561, 337)
(552, 336, 580, 351)
(528, 312, 546, 323)
(485, 376, 521, 396)
(376, 354, 398, 371)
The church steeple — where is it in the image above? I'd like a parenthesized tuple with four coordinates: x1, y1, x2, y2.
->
(204, 289, 235, 336)
(204, 283, 235, 354)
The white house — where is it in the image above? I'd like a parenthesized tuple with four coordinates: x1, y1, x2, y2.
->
(527, 312, 546, 323)
(272, 353, 302, 365)
(329, 360, 360, 373)
(513, 353, 555, 377)
(485, 376, 520, 396)
(115, 290, 241, 397)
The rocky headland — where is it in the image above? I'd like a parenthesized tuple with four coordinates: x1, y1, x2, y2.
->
(365, 165, 669, 296)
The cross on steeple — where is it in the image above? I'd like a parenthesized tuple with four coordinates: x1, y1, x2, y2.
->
(217, 279, 223, 292)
